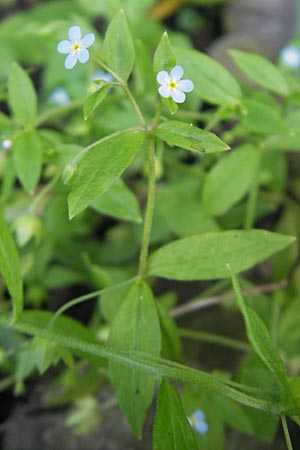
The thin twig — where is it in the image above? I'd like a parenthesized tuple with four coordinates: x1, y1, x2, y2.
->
(171, 279, 288, 318)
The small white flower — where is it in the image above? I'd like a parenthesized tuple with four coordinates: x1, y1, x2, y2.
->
(57, 25, 95, 70)
(157, 65, 194, 103)
(2, 139, 12, 150)
(279, 45, 300, 70)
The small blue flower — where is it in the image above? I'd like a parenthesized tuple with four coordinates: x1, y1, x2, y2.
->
(92, 69, 114, 85)
(49, 87, 71, 105)
(188, 410, 209, 435)
(57, 25, 95, 70)
(279, 45, 300, 70)
(2, 139, 12, 150)
(157, 65, 194, 103)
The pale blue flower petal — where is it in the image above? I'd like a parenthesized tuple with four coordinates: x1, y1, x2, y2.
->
(57, 40, 72, 54)
(177, 79, 194, 93)
(170, 65, 184, 81)
(193, 410, 205, 421)
(49, 87, 70, 105)
(157, 70, 170, 85)
(280, 45, 300, 69)
(65, 52, 78, 69)
(78, 48, 89, 63)
(171, 89, 185, 103)
(81, 32, 95, 48)
(158, 85, 171, 98)
(68, 25, 82, 43)
(194, 420, 209, 435)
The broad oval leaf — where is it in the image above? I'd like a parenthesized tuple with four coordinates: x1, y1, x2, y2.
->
(91, 178, 141, 223)
(240, 99, 289, 135)
(229, 50, 289, 96)
(153, 380, 198, 450)
(202, 144, 261, 216)
(109, 280, 161, 437)
(8, 62, 37, 127)
(0, 205, 23, 321)
(13, 130, 43, 193)
(175, 47, 242, 105)
(68, 129, 145, 218)
(103, 9, 135, 82)
(155, 120, 230, 153)
(148, 230, 295, 281)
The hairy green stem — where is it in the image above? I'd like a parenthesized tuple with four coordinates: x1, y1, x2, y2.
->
(138, 134, 156, 276)
(28, 172, 60, 214)
(281, 415, 294, 450)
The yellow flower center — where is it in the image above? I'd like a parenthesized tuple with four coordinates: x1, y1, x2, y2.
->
(168, 80, 177, 89)
(72, 42, 82, 52)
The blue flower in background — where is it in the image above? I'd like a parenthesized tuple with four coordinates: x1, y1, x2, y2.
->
(57, 25, 95, 70)
(49, 87, 71, 105)
(279, 45, 300, 70)
(188, 410, 209, 435)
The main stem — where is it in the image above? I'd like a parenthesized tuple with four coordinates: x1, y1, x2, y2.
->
(138, 133, 156, 276)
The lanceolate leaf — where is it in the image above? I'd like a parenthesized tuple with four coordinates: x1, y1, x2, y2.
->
(148, 230, 295, 281)
(109, 280, 161, 437)
(68, 129, 145, 218)
(0, 205, 23, 321)
(153, 380, 199, 450)
(91, 178, 141, 223)
(175, 47, 242, 105)
(229, 50, 289, 96)
(83, 86, 110, 120)
(13, 130, 43, 193)
(155, 120, 230, 153)
(103, 9, 135, 81)
(229, 269, 290, 392)
(8, 62, 37, 127)
(202, 145, 261, 216)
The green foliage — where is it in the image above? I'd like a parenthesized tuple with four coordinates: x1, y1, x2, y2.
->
(0, 3, 299, 449)
(153, 380, 199, 450)
(148, 230, 295, 280)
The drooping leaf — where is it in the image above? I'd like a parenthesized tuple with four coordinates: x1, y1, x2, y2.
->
(229, 50, 289, 96)
(13, 130, 43, 193)
(202, 144, 261, 216)
(0, 205, 23, 321)
(155, 120, 230, 153)
(8, 62, 37, 127)
(68, 129, 145, 218)
(153, 380, 199, 450)
(175, 47, 242, 105)
(229, 269, 291, 393)
(103, 9, 135, 81)
(83, 86, 110, 120)
(91, 178, 142, 222)
(148, 230, 295, 281)
(109, 280, 161, 437)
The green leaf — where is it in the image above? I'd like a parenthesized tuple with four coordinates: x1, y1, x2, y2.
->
(8, 62, 37, 127)
(0, 205, 23, 321)
(229, 50, 289, 96)
(153, 380, 199, 450)
(91, 178, 141, 223)
(109, 280, 161, 437)
(175, 47, 242, 105)
(148, 230, 295, 281)
(202, 144, 261, 216)
(103, 9, 135, 81)
(13, 130, 43, 193)
(240, 99, 288, 135)
(153, 32, 178, 115)
(68, 129, 145, 218)
(83, 86, 109, 120)
(157, 302, 183, 362)
(153, 31, 176, 74)
(229, 269, 290, 393)
(155, 120, 230, 153)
